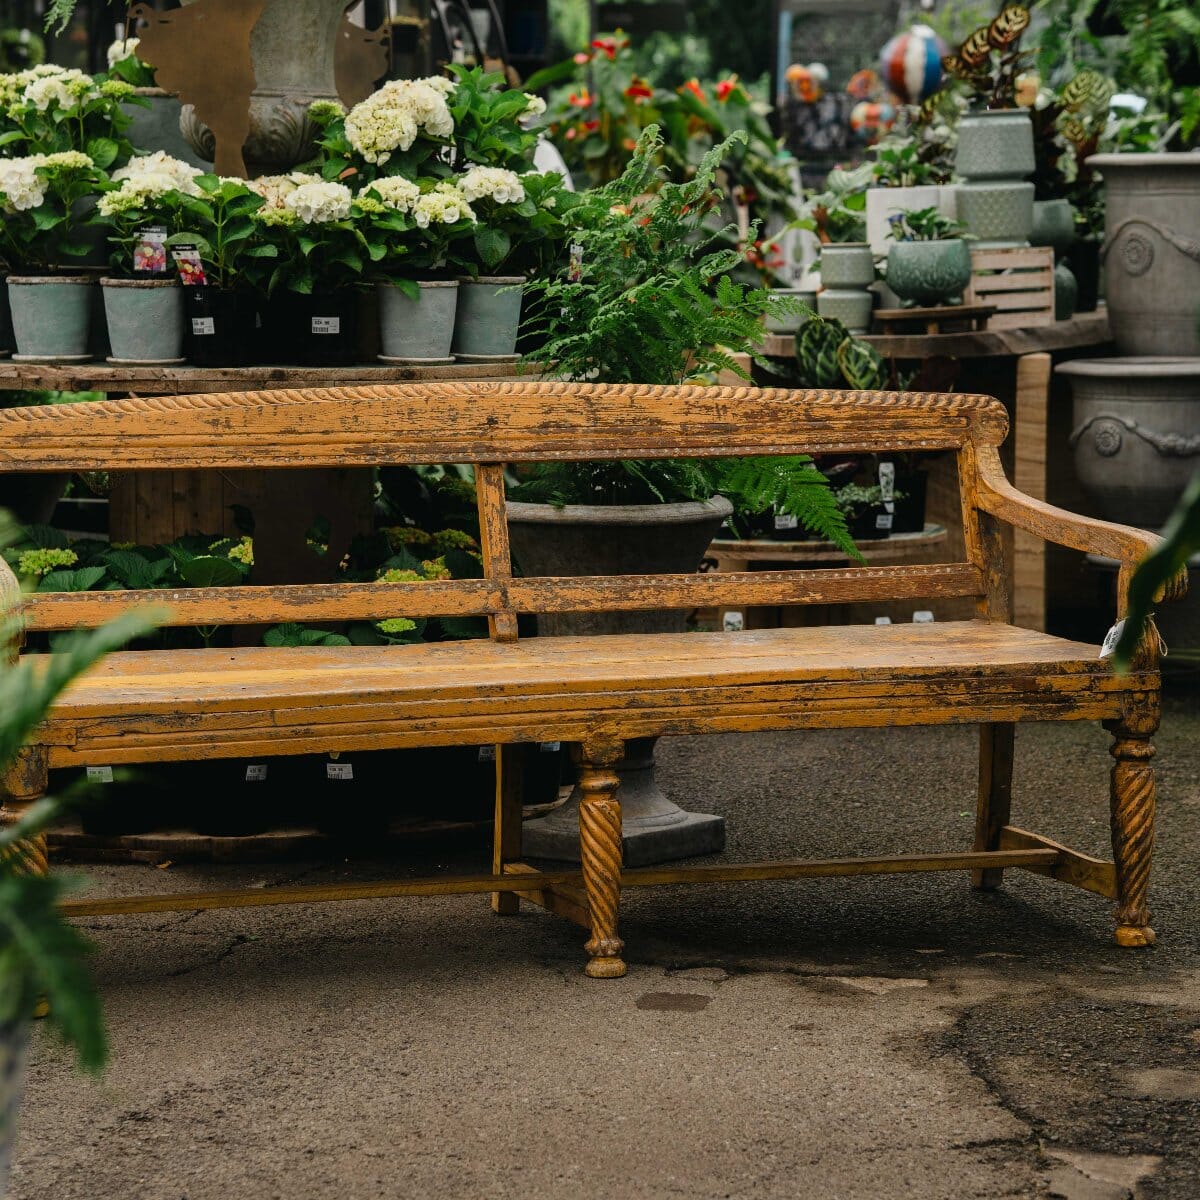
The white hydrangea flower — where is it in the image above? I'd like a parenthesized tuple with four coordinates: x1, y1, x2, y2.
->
(344, 76, 455, 164)
(522, 93, 546, 117)
(423, 75, 457, 96)
(114, 150, 204, 196)
(24, 68, 97, 111)
(42, 150, 94, 171)
(368, 176, 421, 212)
(457, 165, 525, 205)
(245, 171, 321, 211)
(0, 155, 47, 212)
(107, 36, 141, 67)
(284, 179, 353, 224)
(411, 181, 474, 229)
(97, 171, 179, 217)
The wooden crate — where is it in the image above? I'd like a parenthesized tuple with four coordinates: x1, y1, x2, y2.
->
(964, 245, 1055, 330)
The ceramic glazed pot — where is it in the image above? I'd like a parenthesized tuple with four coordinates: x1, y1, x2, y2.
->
(101, 278, 185, 364)
(7, 276, 94, 362)
(378, 280, 458, 362)
(1031, 199, 1077, 256)
(954, 109, 1035, 246)
(764, 287, 817, 334)
(452, 276, 524, 358)
(1054, 261, 1078, 320)
(1088, 153, 1200, 356)
(507, 496, 732, 865)
(123, 87, 207, 166)
(1059, 357, 1200, 529)
(885, 238, 971, 306)
(820, 242, 875, 287)
(817, 288, 873, 333)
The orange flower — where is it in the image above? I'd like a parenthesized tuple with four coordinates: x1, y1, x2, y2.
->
(679, 79, 706, 102)
(622, 136, 637, 151)
(568, 87, 592, 108)
(624, 76, 653, 101)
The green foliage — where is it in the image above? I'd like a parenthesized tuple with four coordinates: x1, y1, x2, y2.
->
(169, 175, 267, 291)
(796, 164, 872, 245)
(941, 4, 1034, 110)
(1114, 471, 1200, 667)
(887, 207, 966, 242)
(0, 153, 109, 274)
(263, 623, 350, 648)
(795, 315, 888, 391)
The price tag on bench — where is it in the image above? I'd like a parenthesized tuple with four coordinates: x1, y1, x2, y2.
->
(723, 611, 745, 632)
(540, 742, 561, 753)
(245, 764, 268, 782)
(1099, 619, 1126, 659)
(311, 316, 340, 335)
(478, 746, 496, 763)
(326, 762, 354, 781)
(86, 765, 114, 783)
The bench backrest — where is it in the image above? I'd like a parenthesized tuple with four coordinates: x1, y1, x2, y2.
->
(0, 382, 1011, 640)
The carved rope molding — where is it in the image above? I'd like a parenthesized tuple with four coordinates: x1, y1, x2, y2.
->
(1070, 413, 1200, 460)
(1100, 217, 1200, 276)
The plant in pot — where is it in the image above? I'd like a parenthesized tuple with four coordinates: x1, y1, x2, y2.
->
(512, 126, 855, 865)
(359, 176, 477, 363)
(97, 152, 204, 365)
(168, 174, 267, 367)
(865, 134, 955, 256)
(797, 164, 875, 332)
(248, 176, 374, 367)
(885, 206, 972, 307)
(0, 151, 110, 362)
(941, 4, 1037, 245)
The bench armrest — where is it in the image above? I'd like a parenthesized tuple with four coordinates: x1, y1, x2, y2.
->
(0, 554, 21, 664)
(974, 444, 1187, 607)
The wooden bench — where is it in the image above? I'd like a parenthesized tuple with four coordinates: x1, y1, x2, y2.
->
(0, 383, 1185, 978)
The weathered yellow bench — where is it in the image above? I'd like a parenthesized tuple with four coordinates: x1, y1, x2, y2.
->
(0, 383, 1182, 977)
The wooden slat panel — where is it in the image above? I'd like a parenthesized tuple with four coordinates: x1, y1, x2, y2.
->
(21, 563, 986, 630)
(982, 292, 1054, 313)
(0, 384, 1009, 472)
(475, 463, 518, 642)
(58, 848, 1062, 917)
(968, 273, 1053, 293)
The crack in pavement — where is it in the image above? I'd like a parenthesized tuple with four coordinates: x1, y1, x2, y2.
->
(165, 933, 250, 979)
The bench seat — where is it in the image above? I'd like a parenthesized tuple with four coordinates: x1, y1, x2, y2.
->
(41, 621, 1150, 769)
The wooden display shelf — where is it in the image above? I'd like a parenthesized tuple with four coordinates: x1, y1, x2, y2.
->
(0, 359, 530, 394)
(708, 524, 947, 567)
(760, 309, 1110, 361)
(874, 304, 995, 336)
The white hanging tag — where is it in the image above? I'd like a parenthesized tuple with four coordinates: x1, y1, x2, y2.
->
(245, 764, 268, 782)
(539, 742, 561, 753)
(86, 765, 114, 783)
(878, 461, 896, 504)
(723, 611, 745, 632)
(913, 610, 935, 623)
(874, 616, 892, 625)
(326, 762, 354, 781)
(1099, 619, 1126, 659)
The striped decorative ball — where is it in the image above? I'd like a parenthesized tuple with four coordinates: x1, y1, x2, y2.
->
(879, 24, 946, 103)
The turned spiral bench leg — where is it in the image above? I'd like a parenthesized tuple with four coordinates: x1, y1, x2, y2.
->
(578, 738, 626, 979)
(1105, 712, 1157, 948)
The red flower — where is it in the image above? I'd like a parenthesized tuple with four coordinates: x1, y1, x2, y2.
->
(624, 76, 653, 101)
(568, 87, 592, 108)
(582, 119, 600, 132)
(716, 76, 739, 102)
(591, 38, 618, 60)
(679, 79, 706, 102)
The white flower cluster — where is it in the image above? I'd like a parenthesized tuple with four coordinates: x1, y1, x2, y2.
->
(457, 165, 524, 205)
(411, 181, 474, 229)
(344, 75, 456, 165)
(367, 176, 421, 212)
(522, 93, 546, 117)
(246, 171, 322, 211)
(23, 67, 98, 111)
(284, 179, 353, 224)
(113, 151, 204, 197)
(106, 36, 141, 67)
(0, 151, 94, 213)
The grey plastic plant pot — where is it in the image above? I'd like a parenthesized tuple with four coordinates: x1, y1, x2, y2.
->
(452, 276, 524, 358)
(378, 279, 458, 361)
(8, 275, 95, 362)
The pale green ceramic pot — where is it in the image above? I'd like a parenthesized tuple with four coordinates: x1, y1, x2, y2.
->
(817, 288, 873, 333)
(101, 278, 185, 364)
(1054, 260, 1078, 320)
(378, 280, 458, 361)
(886, 238, 972, 306)
(8, 276, 94, 361)
(819, 242, 875, 287)
(452, 276, 524, 358)
(1031, 199, 1076, 256)
(765, 288, 818, 334)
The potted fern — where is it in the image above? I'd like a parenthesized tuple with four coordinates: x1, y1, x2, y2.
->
(512, 128, 854, 865)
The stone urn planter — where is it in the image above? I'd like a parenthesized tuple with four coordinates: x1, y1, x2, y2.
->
(122, 87, 206, 166)
(378, 280, 459, 363)
(1088, 153, 1200, 356)
(954, 109, 1035, 246)
(1059, 358, 1200, 530)
(452, 276, 524, 359)
(101, 278, 185, 364)
(817, 242, 875, 333)
(7, 276, 94, 363)
(507, 496, 733, 865)
(885, 238, 972, 306)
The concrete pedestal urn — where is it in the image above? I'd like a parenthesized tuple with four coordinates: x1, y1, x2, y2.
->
(1059, 358, 1200, 530)
(1088, 153, 1200, 356)
(123, 88, 206, 167)
(954, 109, 1035, 246)
(507, 496, 732, 865)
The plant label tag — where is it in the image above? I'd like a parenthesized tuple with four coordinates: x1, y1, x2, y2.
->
(723, 611, 745, 632)
(134, 225, 168, 274)
(876, 511, 893, 531)
(568, 242, 584, 282)
(1099, 619, 1126, 659)
(245, 764, 268, 782)
(913, 610, 935, 623)
(774, 512, 799, 530)
(86, 765, 114, 783)
(171, 244, 207, 286)
(311, 316, 340, 335)
(191, 316, 215, 336)
(875, 616, 892, 625)
(326, 762, 354, 781)
(878, 461, 896, 504)
(539, 742, 561, 753)
(478, 746, 496, 763)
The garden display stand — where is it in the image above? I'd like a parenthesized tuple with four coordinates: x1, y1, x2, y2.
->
(0, 381, 1184, 979)
(873, 305, 995, 336)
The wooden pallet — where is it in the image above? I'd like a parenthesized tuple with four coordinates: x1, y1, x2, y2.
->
(963, 246, 1055, 330)
(873, 304, 995, 336)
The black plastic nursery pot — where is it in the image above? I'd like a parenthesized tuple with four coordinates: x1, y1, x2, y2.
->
(294, 290, 360, 367)
(890, 469, 929, 534)
(184, 286, 257, 367)
(1067, 239, 1101, 314)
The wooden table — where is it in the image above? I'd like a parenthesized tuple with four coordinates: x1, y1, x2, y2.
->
(763, 311, 1114, 630)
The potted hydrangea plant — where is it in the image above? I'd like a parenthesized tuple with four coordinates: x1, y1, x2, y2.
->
(884, 206, 971, 306)
(98, 151, 205, 364)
